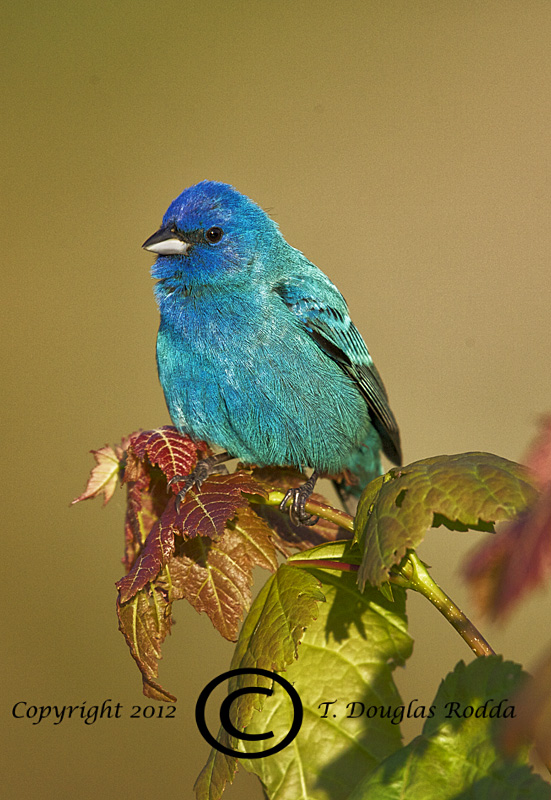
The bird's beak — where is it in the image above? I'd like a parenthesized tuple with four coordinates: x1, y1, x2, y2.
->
(142, 226, 190, 255)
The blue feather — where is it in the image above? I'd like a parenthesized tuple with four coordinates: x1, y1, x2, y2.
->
(145, 180, 401, 490)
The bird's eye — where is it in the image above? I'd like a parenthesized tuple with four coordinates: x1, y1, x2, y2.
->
(205, 226, 224, 244)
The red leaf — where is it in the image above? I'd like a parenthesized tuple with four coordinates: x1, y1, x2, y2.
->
(72, 442, 126, 506)
(175, 471, 267, 539)
(463, 487, 551, 620)
(117, 586, 176, 702)
(117, 466, 273, 660)
(130, 426, 205, 486)
(524, 414, 551, 487)
(121, 453, 169, 572)
(122, 446, 150, 488)
(117, 498, 178, 603)
(463, 418, 551, 619)
(164, 505, 278, 640)
(226, 504, 279, 573)
(168, 535, 252, 641)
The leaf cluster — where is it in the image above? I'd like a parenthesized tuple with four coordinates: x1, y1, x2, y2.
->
(73, 427, 345, 700)
(74, 426, 551, 799)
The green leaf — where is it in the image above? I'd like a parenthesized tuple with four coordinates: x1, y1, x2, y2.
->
(240, 569, 412, 800)
(355, 452, 539, 589)
(348, 656, 551, 800)
(194, 565, 325, 800)
(287, 539, 361, 565)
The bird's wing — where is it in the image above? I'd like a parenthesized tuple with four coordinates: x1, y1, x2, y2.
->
(275, 274, 402, 465)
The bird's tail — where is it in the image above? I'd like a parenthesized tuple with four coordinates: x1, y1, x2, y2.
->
(332, 427, 383, 516)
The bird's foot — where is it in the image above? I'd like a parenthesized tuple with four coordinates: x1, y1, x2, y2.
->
(168, 452, 230, 511)
(279, 470, 320, 526)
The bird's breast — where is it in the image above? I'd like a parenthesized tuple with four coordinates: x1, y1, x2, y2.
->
(156, 291, 371, 471)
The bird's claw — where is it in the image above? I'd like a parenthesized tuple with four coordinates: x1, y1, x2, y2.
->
(168, 471, 201, 510)
(279, 472, 320, 526)
(168, 456, 229, 511)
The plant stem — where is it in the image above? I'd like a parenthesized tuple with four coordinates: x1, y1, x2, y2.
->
(264, 490, 355, 530)
(291, 559, 360, 572)
(254, 491, 495, 658)
(393, 551, 495, 657)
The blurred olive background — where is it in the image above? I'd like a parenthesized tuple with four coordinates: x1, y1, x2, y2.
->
(2, 1, 550, 797)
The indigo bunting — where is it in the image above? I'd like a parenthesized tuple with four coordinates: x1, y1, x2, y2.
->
(143, 181, 401, 524)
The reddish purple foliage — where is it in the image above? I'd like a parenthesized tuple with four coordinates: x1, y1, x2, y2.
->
(463, 417, 551, 619)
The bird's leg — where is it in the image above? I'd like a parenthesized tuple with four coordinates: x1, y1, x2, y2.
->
(168, 451, 232, 510)
(279, 470, 320, 526)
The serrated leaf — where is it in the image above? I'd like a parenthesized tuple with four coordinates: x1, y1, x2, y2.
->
(351, 474, 386, 546)
(194, 565, 325, 800)
(165, 504, 278, 640)
(72, 443, 125, 505)
(166, 532, 253, 641)
(240, 570, 412, 800)
(120, 495, 279, 639)
(226, 504, 279, 573)
(348, 656, 551, 800)
(116, 451, 273, 693)
(121, 455, 170, 572)
(176, 471, 267, 539)
(122, 444, 150, 487)
(130, 426, 203, 486)
(231, 565, 325, 679)
(356, 452, 539, 589)
(116, 498, 178, 603)
(117, 583, 176, 702)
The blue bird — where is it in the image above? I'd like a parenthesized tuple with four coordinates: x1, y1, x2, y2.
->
(143, 181, 401, 524)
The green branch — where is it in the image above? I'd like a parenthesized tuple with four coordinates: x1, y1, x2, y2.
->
(266, 489, 354, 530)
(391, 551, 495, 657)
(255, 490, 495, 659)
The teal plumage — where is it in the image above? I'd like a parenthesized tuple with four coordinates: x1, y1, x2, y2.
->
(144, 181, 401, 519)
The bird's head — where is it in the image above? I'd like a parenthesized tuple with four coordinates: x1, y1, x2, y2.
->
(143, 181, 279, 293)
